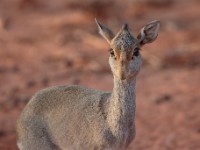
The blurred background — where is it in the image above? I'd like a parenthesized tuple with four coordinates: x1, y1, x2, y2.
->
(0, 0, 200, 149)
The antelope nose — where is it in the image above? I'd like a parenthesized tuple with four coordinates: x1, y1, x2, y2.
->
(120, 73, 126, 80)
(118, 60, 127, 80)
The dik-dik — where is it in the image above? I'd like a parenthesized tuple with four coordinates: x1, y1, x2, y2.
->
(16, 19, 160, 150)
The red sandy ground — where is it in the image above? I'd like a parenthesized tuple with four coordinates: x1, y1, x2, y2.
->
(0, 0, 200, 149)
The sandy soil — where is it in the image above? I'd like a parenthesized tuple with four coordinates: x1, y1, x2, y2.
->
(0, 0, 200, 149)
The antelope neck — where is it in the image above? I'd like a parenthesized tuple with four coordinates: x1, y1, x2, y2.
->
(107, 77, 136, 134)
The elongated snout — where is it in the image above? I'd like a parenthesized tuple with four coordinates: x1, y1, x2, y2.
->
(118, 52, 129, 80)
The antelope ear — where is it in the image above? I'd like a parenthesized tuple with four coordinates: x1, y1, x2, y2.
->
(137, 20, 160, 46)
(95, 19, 115, 44)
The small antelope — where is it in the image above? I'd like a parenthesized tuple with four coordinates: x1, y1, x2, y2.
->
(16, 19, 160, 150)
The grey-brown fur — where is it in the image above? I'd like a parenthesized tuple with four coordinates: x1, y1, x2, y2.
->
(16, 19, 160, 150)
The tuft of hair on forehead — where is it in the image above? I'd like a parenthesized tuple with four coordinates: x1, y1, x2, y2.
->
(122, 23, 129, 31)
(111, 28, 136, 52)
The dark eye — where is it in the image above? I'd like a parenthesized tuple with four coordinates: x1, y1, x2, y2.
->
(132, 47, 140, 58)
(109, 48, 115, 57)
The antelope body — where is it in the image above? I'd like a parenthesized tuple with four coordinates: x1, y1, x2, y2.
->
(16, 19, 160, 150)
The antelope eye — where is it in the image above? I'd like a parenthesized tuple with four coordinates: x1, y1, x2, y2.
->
(133, 47, 140, 57)
(109, 48, 115, 57)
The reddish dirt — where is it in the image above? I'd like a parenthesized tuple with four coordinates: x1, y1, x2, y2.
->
(0, 0, 200, 149)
